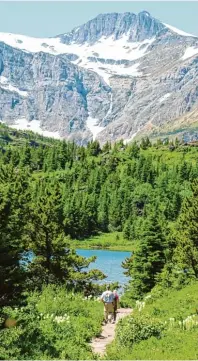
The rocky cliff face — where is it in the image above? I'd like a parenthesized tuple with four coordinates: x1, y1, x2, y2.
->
(59, 11, 165, 44)
(0, 11, 198, 143)
(0, 42, 111, 143)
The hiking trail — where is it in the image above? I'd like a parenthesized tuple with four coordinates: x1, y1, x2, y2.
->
(91, 308, 132, 356)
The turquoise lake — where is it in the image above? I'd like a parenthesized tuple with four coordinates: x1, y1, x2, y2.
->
(77, 249, 131, 288)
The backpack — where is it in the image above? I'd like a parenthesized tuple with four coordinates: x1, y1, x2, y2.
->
(102, 290, 114, 303)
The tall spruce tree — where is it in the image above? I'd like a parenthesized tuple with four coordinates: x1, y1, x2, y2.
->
(123, 214, 166, 299)
(25, 179, 105, 289)
(0, 165, 29, 305)
(174, 181, 198, 278)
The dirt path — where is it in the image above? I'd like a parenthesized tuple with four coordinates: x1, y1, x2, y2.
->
(91, 308, 132, 357)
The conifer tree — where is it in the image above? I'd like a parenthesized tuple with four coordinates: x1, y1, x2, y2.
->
(0, 165, 29, 305)
(123, 214, 166, 299)
(174, 181, 198, 278)
(26, 180, 105, 288)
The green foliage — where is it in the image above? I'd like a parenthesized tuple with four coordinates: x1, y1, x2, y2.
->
(107, 332, 198, 360)
(173, 181, 198, 278)
(0, 285, 103, 360)
(0, 165, 30, 305)
(115, 313, 164, 347)
(122, 214, 166, 300)
(2, 125, 198, 360)
(106, 282, 198, 360)
(70, 232, 134, 251)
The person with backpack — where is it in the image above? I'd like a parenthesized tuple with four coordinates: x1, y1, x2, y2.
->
(100, 284, 115, 324)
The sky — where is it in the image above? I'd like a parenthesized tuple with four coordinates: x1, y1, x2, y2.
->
(0, 1, 198, 38)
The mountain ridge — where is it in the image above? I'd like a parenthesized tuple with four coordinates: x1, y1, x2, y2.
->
(0, 11, 198, 144)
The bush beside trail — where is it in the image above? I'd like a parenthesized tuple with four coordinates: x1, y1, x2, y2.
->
(106, 282, 198, 360)
(0, 285, 103, 360)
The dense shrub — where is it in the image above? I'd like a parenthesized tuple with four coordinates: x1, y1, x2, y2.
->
(106, 282, 198, 360)
(0, 285, 103, 360)
(115, 313, 165, 348)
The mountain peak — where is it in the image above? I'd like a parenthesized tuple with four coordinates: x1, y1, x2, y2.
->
(59, 10, 164, 45)
(138, 10, 151, 16)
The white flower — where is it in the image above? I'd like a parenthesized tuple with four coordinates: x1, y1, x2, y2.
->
(144, 295, 151, 300)
(136, 300, 145, 311)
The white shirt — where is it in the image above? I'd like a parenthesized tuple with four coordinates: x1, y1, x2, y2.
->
(101, 290, 114, 303)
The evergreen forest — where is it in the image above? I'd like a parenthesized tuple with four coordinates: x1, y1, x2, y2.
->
(1, 123, 198, 359)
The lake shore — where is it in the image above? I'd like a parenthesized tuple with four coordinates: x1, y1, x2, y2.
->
(68, 232, 135, 252)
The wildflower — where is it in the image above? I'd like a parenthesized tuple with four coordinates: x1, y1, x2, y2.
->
(144, 295, 151, 300)
(169, 317, 175, 324)
(136, 300, 145, 311)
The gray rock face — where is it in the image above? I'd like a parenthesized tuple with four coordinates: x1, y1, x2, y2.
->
(59, 11, 165, 44)
(97, 55, 198, 143)
(0, 42, 111, 143)
(0, 11, 198, 143)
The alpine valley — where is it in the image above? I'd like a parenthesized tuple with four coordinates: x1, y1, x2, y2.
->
(0, 11, 198, 144)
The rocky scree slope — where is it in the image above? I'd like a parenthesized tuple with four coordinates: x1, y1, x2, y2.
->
(0, 11, 198, 144)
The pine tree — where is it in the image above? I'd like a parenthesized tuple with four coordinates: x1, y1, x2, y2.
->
(123, 214, 166, 299)
(26, 180, 105, 288)
(174, 181, 198, 278)
(0, 165, 29, 305)
(20, 144, 31, 167)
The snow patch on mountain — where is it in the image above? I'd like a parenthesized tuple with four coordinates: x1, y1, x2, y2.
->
(6, 118, 61, 139)
(0, 32, 66, 54)
(82, 61, 141, 85)
(0, 31, 151, 82)
(72, 35, 155, 62)
(159, 93, 171, 103)
(86, 116, 105, 140)
(0, 76, 28, 97)
(163, 23, 197, 38)
(182, 46, 198, 60)
(0, 31, 154, 58)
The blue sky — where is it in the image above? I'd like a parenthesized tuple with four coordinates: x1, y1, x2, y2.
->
(0, 1, 198, 38)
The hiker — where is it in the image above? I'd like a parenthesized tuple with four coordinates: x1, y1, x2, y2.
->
(113, 290, 119, 322)
(100, 285, 115, 324)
